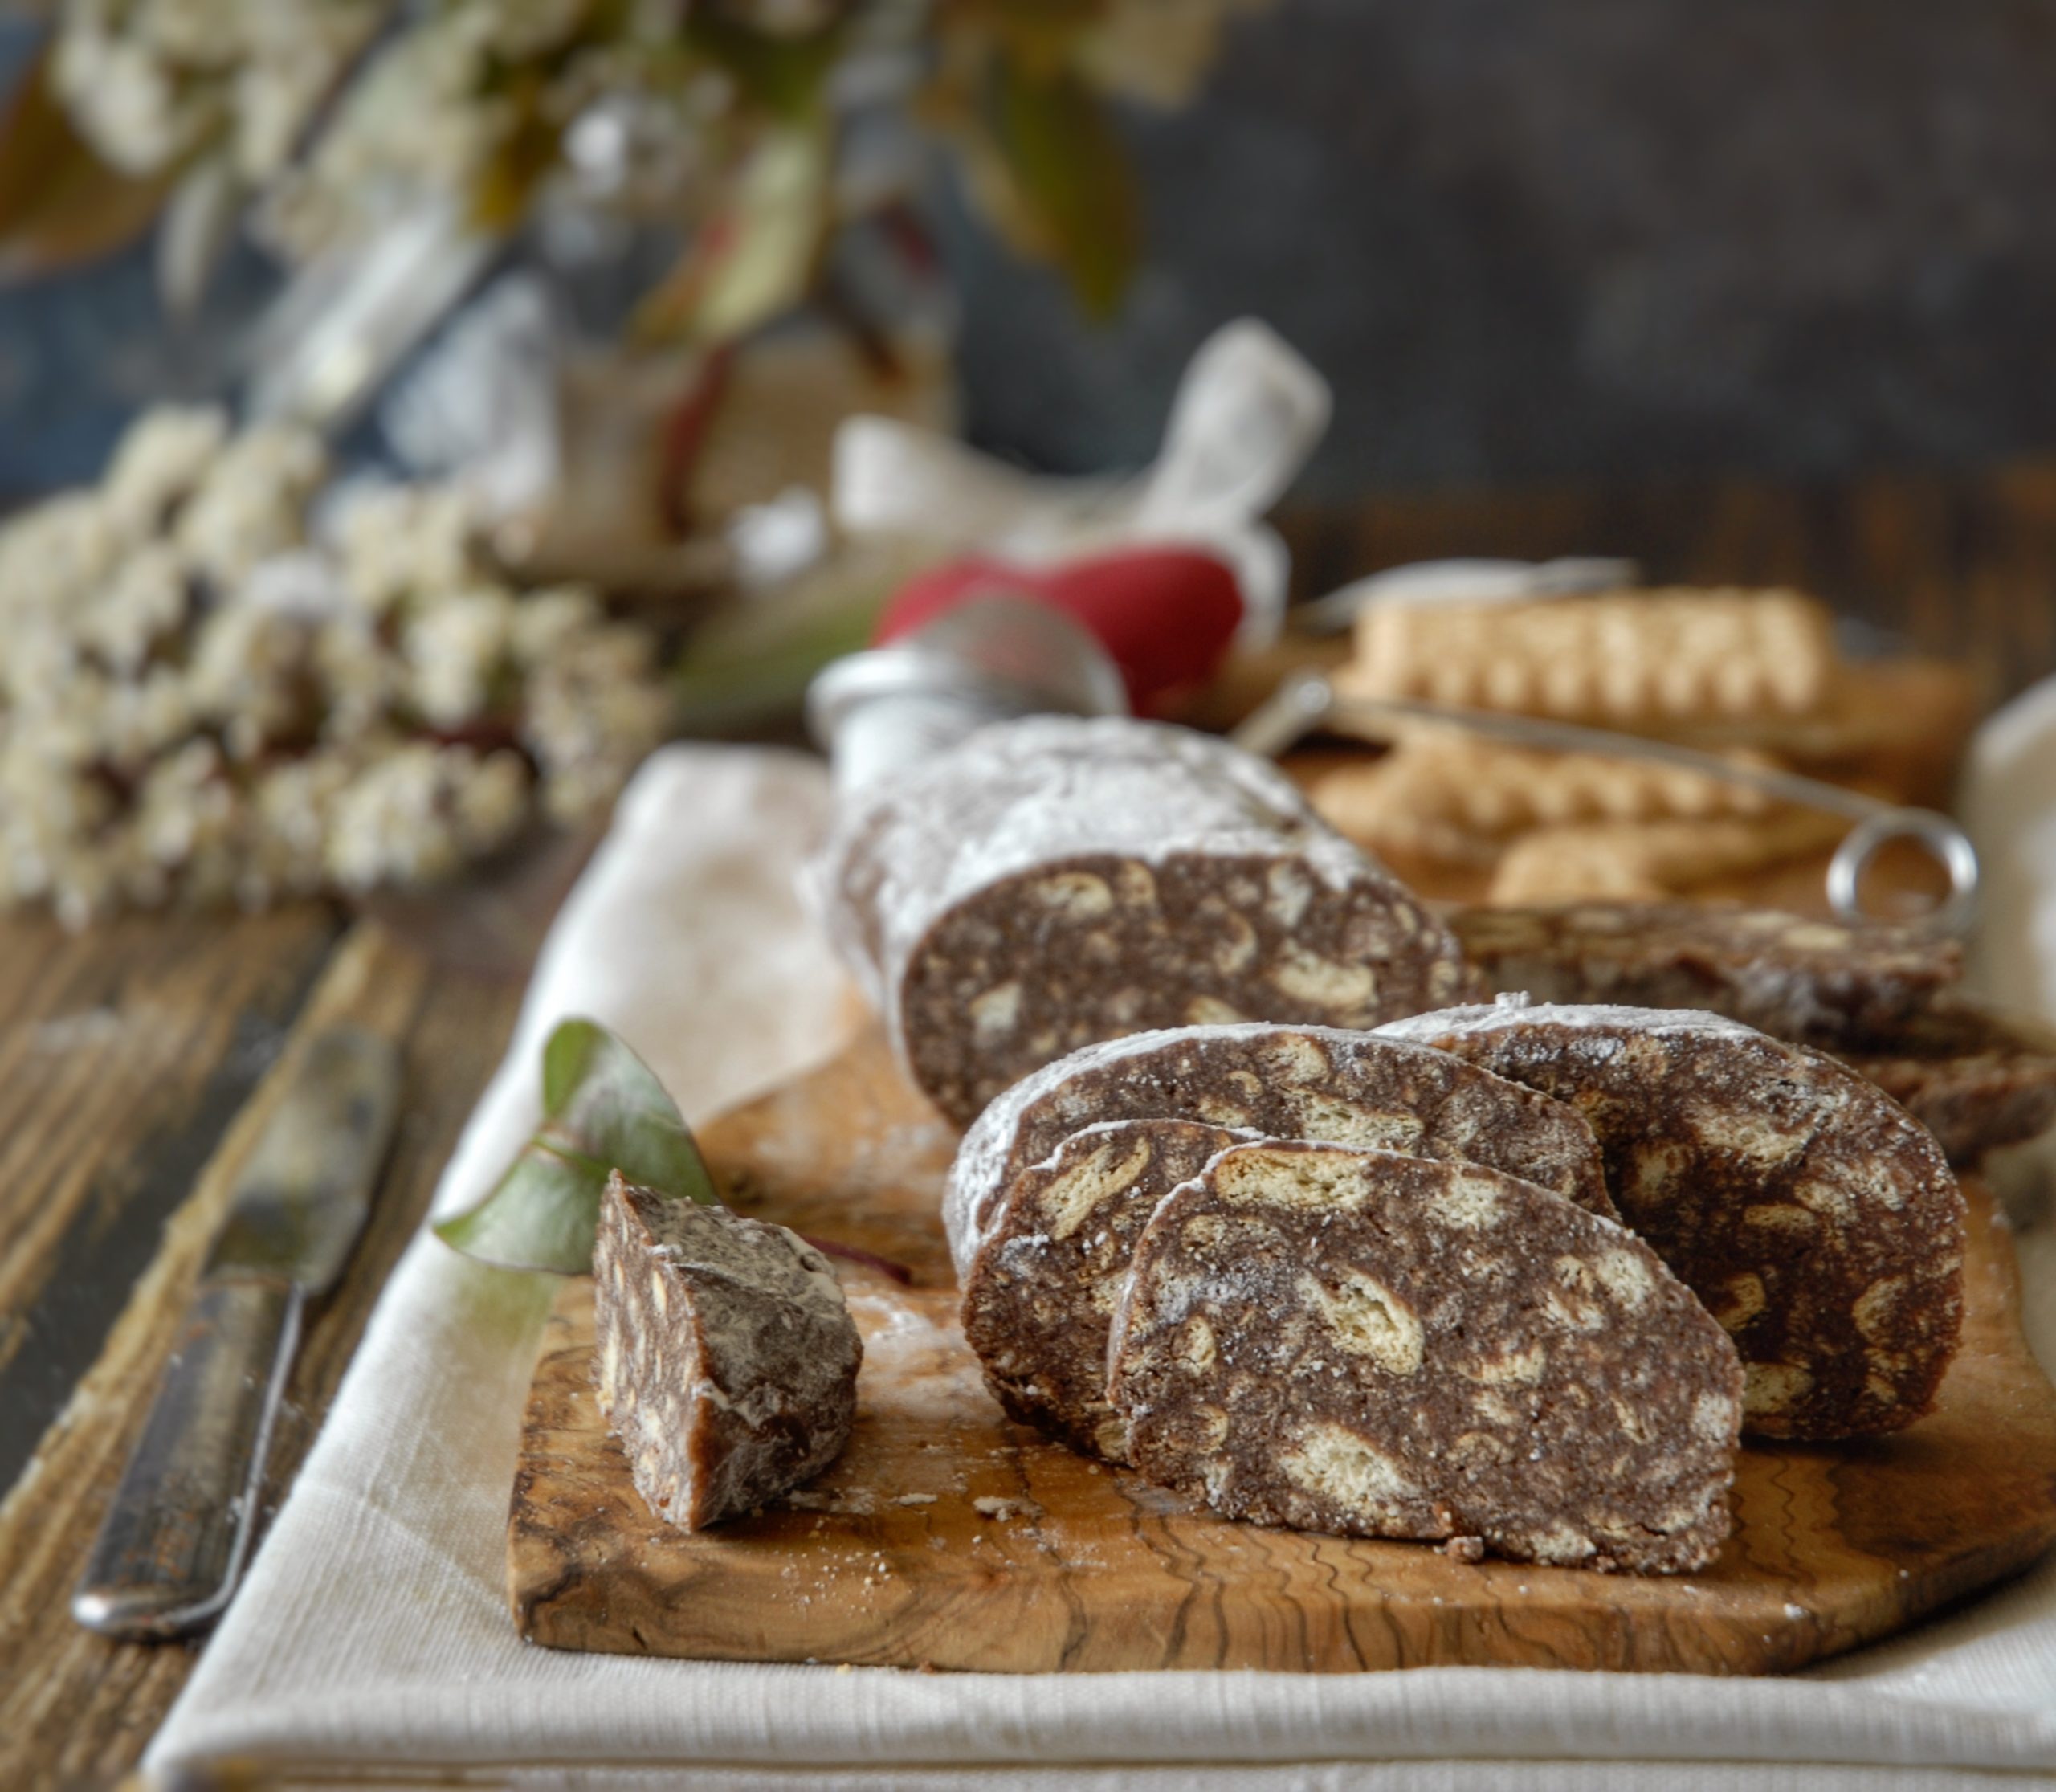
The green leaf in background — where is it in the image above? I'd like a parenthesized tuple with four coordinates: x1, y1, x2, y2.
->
(0, 51, 173, 284)
(434, 1019, 718, 1273)
(634, 117, 832, 345)
(987, 51, 1140, 320)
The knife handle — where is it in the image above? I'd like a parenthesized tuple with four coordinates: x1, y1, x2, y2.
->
(72, 1276, 304, 1640)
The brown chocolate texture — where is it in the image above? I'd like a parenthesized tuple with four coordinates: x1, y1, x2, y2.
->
(593, 1175, 861, 1531)
(818, 716, 1478, 1127)
(945, 1021, 1614, 1281)
(1450, 900, 1960, 1047)
(1378, 1002, 1966, 1439)
(1107, 1141, 1743, 1574)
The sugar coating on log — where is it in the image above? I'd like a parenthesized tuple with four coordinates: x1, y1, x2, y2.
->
(1377, 1002, 1966, 1439)
(945, 1021, 1613, 1280)
(1107, 1141, 1743, 1574)
(593, 1174, 861, 1531)
(816, 715, 1477, 1125)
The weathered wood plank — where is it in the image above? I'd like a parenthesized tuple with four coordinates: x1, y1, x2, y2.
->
(0, 922, 528, 1792)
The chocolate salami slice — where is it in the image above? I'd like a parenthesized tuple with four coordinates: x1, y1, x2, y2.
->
(1450, 900, 1961, 1047)
(961, 1117, 1252, 1460)
(1106, 1141, 1743, 1573)
(1834, 1001, 2056, 1164)
(944, 1021, 1615, 1280)
(594, 1174, 862, 1530)
(818, 715, 1477, 1126)
(1378, 1001, 1967, 1439)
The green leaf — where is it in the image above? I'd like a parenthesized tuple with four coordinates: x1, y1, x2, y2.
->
(0, 51, 174, 284)
(671, 537, 928, 733)
(434, 1018, 717, 1273)
(635, 118, 830, 345)
(988, 51, 1139, 319)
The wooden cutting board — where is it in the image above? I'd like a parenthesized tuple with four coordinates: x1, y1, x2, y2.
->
(507, 1027, 2056, 1675)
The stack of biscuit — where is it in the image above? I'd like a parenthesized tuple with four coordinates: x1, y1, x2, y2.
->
(1297, 586, 1978, 905)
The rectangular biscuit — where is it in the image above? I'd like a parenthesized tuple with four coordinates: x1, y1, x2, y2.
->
(1341, 588, 1838, 727)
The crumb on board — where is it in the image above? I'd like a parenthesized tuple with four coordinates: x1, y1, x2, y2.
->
(972, 1495, 1038, 1521)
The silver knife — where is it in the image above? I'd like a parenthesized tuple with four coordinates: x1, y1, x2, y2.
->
(72, 1024, 402, 1640)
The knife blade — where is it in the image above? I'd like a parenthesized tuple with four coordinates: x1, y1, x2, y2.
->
(72, 1024, 401, 1640)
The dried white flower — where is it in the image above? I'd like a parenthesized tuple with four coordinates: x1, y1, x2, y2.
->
(333, 483, 478, 614)
(0, 406, 671, 921)
(325, 742, 528, 888)
(404, 585, 515, 727)
(102, 406, 230, 538)
(81, 544, 191, 679)
(176, 423, 330, 586)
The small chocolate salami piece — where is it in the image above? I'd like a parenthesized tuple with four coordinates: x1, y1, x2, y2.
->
(818, 715, 1478, 1126)
(1378, 1002, 1967, 1439)
(594, 1173, 862, 1531)
(1450, 900, 1961, 1047)
(945, 1021, 1614, 1279)
(1107, 1141, 1742, 1574)
(961, 1117, 1252, 1460)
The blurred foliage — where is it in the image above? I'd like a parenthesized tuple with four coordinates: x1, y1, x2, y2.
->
(0, 45, 171, 280)
(2, 0, 1275, 337)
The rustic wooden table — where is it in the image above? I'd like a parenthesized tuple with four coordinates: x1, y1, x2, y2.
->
(4, 464, 2055, 1792)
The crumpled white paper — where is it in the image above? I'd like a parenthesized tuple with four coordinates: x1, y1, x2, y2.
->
(831, 319, 1332, 647)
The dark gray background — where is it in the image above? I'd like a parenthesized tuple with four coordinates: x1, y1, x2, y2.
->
(6, 0, 2056, 502)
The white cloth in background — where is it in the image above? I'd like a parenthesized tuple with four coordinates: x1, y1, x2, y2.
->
(145, 733, 2056, 1790)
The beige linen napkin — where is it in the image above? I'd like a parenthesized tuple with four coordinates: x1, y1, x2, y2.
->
(144, 740, 2056, 1790)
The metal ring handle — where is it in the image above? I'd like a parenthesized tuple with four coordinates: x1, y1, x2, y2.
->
(1826, 808, 1980, 937)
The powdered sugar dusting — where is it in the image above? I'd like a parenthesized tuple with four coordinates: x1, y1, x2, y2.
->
(944, 1019, 1612, 1277)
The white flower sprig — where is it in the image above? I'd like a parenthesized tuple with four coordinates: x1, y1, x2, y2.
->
(0, 405, 673, 928)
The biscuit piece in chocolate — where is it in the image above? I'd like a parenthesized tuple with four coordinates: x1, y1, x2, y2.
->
(594, 1174, 861, 1531)
(945, 1021, 1615, 1280)
(1107, 1141, 1743, 1573)
(1378, 1002, 1966, 1439)
(961, 1117, 1250, 1460)
(1450, 901, 1961, 1047)
(818, 715, 1478, 1126)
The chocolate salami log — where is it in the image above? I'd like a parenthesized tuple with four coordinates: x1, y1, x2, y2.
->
(1450, 900, 1962, 1047)
(594, 1174, 862, 1530)
(1106, 1141, 1743, 1573)
(944, 1021, 1615, 1280)
(818, 715, 1478, 1127)
(1378, 1002, 1966, 1439)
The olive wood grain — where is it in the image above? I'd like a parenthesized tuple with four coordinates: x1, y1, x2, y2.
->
(509, 1027, 2056, 1676)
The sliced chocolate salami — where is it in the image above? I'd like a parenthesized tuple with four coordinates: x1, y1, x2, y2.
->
(1450, 900, 1961, 1047)
(945, 1021, 1614, 1279)
(961, 1117, 1253, 1460)
(594, 1174, 862, 1530)
(818, 715, 1477, 1126)
(1834, 1000, 2056, 1164)
(1378, 1001, 1967, 1439)
(1106, 1141, 1743, 1574)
